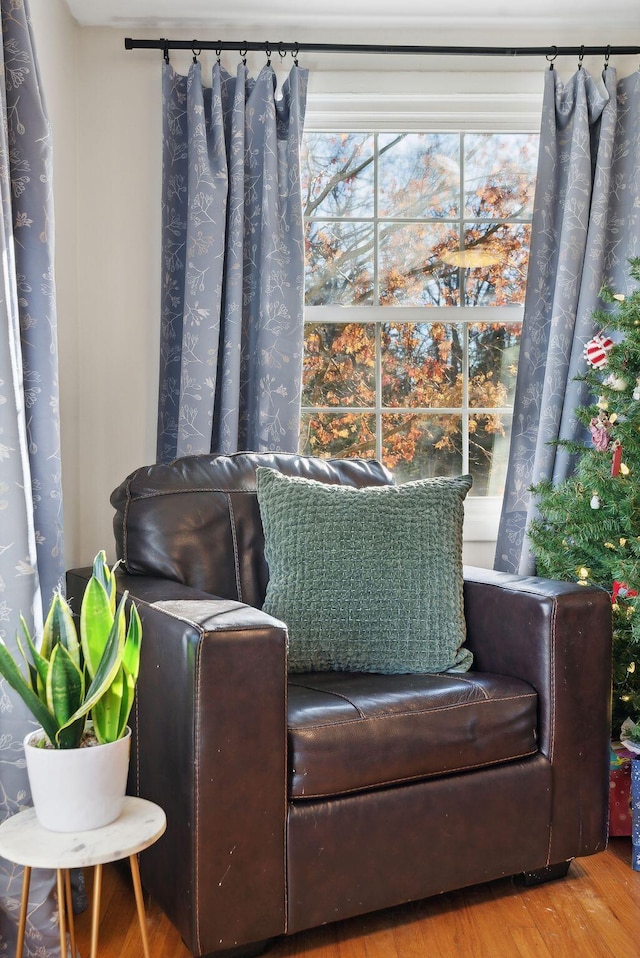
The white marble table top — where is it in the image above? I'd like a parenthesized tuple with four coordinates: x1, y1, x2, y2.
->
(0, 797, 166, 870)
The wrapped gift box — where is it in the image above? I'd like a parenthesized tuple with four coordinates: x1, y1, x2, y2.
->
(610, 741, 634, 836)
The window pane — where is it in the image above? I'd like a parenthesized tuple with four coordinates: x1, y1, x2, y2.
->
(381, 322, 463, 408)
(381, 413, 463, 479)
(379, 222, 460, 306)
(299, 411, 376, 459)
(469, 322, 521, 408)
(378, 133, 460, 218)
(469, 413, 512, 496)
(463, 223, 531, 306)
(301, 132, 374, 218)
(464, 133, 538, 218)
(303, 323, 376, 407)
(305, 221, 374, 305)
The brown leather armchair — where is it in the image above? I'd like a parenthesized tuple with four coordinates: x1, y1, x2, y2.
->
(67, 452, 612, 958)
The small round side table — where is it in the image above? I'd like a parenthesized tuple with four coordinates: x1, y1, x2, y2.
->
(0, 796, 166, 958)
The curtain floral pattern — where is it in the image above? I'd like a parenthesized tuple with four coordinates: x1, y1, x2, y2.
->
(495, 66, 640, 574)
(157, 60, 309, 463)
(0, 1, 65, 954)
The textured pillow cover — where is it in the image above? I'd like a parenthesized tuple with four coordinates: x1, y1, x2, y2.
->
(256, 467, 473, 674)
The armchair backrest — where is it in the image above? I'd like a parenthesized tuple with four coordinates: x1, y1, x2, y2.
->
(111, 452, 394, 608)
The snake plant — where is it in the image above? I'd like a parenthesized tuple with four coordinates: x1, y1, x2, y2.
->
(0, 551, 141, 748)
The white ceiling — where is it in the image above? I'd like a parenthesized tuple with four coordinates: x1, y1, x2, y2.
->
(61, 0, 640, 31)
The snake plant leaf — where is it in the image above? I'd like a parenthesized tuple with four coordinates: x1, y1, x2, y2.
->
(122, 602, 142, 682)
(97, 602, 142, 742)
(20, 615, 49, 696)
(60, 592, 129, 736)
(16, 618, 34, 675)
(56, 716, 86, 749)
(80, 575, 115, 679)
(117, 665, 136, 740)
(16, 620, 40, 694)
(91, 667, 125, 744)
(46, 643, 84, 727)
(41, 590, 80, 666)
(94, 598, 141, 743)
(92, 550, 116, 615)
(0, 640, 59, 745)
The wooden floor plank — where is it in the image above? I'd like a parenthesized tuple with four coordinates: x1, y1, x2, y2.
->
(73, 842, 640, 958)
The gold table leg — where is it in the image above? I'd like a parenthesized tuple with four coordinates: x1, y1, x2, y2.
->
(15, 865, 31, 958)
(56, 870, 66, 958)
(90, 863, 103, 958)
(64, 869, 76, 958)
(129, 854, 151, 958)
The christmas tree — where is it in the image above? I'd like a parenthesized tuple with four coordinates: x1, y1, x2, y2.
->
(528, 258, 640, 737)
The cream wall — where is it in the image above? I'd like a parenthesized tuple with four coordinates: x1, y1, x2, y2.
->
(28, 3, 640, 570)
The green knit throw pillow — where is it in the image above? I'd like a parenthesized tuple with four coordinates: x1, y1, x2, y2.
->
(256, 468, 473, 674)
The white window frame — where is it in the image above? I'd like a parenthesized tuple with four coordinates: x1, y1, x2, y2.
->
(302, 72, 542, 544)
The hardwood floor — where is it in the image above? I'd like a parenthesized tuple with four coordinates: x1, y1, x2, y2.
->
(74, 839, 640, 958)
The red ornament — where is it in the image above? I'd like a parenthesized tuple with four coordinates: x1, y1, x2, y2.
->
(613, 581, 639, 602)
(585, 334, 614, 369)
(611, 441, 623, 476)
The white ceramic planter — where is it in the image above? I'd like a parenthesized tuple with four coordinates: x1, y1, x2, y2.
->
(23, 726, 131, 832)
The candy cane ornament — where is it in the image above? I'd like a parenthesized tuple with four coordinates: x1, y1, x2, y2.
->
(585, 334, 614, 369)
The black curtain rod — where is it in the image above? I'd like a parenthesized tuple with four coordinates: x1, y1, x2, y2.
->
(124, 38, 640, 58)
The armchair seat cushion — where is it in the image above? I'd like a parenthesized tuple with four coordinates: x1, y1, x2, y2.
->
(287, 670, 538, 800)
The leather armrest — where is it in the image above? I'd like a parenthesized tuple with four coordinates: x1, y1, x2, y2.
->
(463, 565, 612, 862)
(66, 568, 288, 956)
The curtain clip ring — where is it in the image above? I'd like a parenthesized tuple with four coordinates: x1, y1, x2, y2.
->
(192, 43, 201, 65)
(293, 43, 299, 67)
(578, 45, 585, 69)
(240, 43, 248, 65)
(278, 42, 287, 60)
(265, 43, 272, 66)
(604, 45, 611, 69)
(215, 45, 222, 65)
(162, 39, 170, 64)
(546, 45, 558, 70)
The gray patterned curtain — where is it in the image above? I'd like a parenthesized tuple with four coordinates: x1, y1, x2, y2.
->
(157, 60, 309, 463)
(495, 67, 640, 575)
(0, 1, 66, 954)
